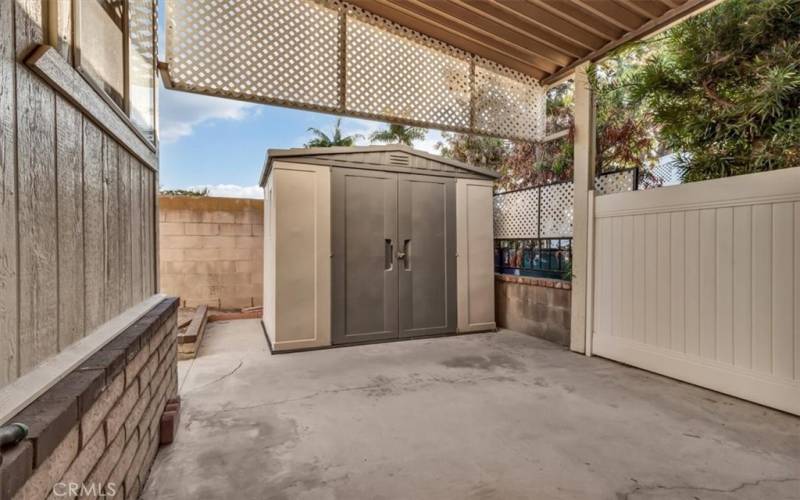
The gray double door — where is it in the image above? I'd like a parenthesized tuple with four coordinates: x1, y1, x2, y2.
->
(332, 168, 456, 344)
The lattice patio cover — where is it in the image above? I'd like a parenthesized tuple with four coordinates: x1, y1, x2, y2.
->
(165, 0, 546, 141)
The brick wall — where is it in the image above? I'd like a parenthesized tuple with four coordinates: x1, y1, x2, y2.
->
(0, 298, 179, 500)
(159, 196, 263, 309)
(495, 275, 571, 346)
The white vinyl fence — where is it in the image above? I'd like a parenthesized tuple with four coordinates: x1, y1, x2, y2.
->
(591, 167, 800, 415)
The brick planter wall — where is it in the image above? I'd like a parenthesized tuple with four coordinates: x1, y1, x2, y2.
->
(0, 298, 179, 500)
(495, 274, 571, 346)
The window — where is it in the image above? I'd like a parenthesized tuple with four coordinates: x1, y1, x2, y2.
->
(75, 0, 126, 108)
(128, 0, 156, 142)
(74, 0, 157, 143)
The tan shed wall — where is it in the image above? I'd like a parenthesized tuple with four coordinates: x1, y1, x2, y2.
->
(264, 162, 331, 351)
(456, 179, 496, 332)
(158, 196, 263, 309)
(263, 176, 276, 345)
(0, 0, 158, 389)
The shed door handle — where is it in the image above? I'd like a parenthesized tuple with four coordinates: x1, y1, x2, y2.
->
(399, 239, 411, 270)
(385, 239, 393, 270)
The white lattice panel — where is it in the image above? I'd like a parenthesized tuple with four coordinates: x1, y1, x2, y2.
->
(473, 59, 546, 141)
(595, 169, 636, 195)
(539, 182, 573, 237)
(346, 7, 471, 130)
(165, 0, 545, 141)
(649, 159, 683, 187)
(493, 189, 539, 239)
(167, 0, 342, 111)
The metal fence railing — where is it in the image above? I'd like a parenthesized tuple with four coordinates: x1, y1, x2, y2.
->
(494, 238, 572, 280)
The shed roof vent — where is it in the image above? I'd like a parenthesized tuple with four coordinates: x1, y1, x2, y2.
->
(388, 153, 410, 166)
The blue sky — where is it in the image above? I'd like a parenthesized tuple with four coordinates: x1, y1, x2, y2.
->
(156, 4, 442, 197)
(158, 93, 443, 196)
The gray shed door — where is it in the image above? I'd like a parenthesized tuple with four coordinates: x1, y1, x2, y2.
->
(332, 168, 456, 344)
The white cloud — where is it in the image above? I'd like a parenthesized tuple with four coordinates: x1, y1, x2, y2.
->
(181, 184, 264, 199)
(159, 90, 257, 143)
(414, 130, 444, 154)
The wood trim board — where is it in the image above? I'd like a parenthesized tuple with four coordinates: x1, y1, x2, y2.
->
(25, 44, 158, 170)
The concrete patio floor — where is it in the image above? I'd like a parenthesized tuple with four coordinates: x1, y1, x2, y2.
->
(142, 320, 800, 500)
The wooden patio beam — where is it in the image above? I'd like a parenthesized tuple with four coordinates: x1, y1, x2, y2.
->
(570, 62, 595, 355)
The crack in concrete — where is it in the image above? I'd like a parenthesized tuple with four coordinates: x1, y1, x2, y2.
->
(617, 476, 799, 500)
(184, 360, 244, 394)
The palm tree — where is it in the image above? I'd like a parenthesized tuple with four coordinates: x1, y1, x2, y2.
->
(369, 123, 427, 146)
(304, 118, 362, 147)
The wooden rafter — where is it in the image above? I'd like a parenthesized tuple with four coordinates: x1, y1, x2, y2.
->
(450, 0, 588, 58)
(347, 0, 719, 83)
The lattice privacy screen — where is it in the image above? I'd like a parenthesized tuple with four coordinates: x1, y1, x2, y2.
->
(494, 172, 639, 239)
(166, 0, 546, 141)
(493, 189, 540, 239)
(539, 182, 574, 237)
(494, 182, 574, 239)
(595, 169, 636, 196)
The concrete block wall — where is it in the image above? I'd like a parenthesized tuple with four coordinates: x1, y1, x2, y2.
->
(495, 275, 571, 346)
(0, 298, 179, 500)
(159, 196, 263, 309)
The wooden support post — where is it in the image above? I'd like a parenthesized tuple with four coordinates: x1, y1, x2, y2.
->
(570, 63, 595, 354)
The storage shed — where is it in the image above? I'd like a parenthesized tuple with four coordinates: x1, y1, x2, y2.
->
(259, 146, 499, 352)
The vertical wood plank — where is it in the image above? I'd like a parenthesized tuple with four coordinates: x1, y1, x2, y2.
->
(103, 136, 120, 319)
(752, 204, 772, 374)
(716, 207, 733, 364)
(644, 213, 659, 346)
(16, 68, 58, 373)
(656, 212, 670, 348)
(83, 121, 105, 331)
(621, 216, 634, 339)
(669, 212, 685, 353)
(15, 0, 44, 59)
(0, 0, 18, 385)
(140, 164, 148, 300)
(698, 209, 717, 359)
(632, 215, 646, 343)
(118, 147, 132, 310)
(772, 202, 794, 379)
(142, 168, 153, 296)
(130, 159, 142, 302)
(154, 169, 160, 294)
(684, 210, 700, 356)
(149, 169, 156, 295)
(55, 97, 84, 348)
(732, 205, 752, 369)
(612, 217, 623, 337)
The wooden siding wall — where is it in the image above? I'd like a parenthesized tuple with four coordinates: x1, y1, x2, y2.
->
(0, 0, 158, 388)
(592, 168, 800, 413)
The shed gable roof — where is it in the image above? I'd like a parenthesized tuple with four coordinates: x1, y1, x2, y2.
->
(260, 145, 500, 186)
